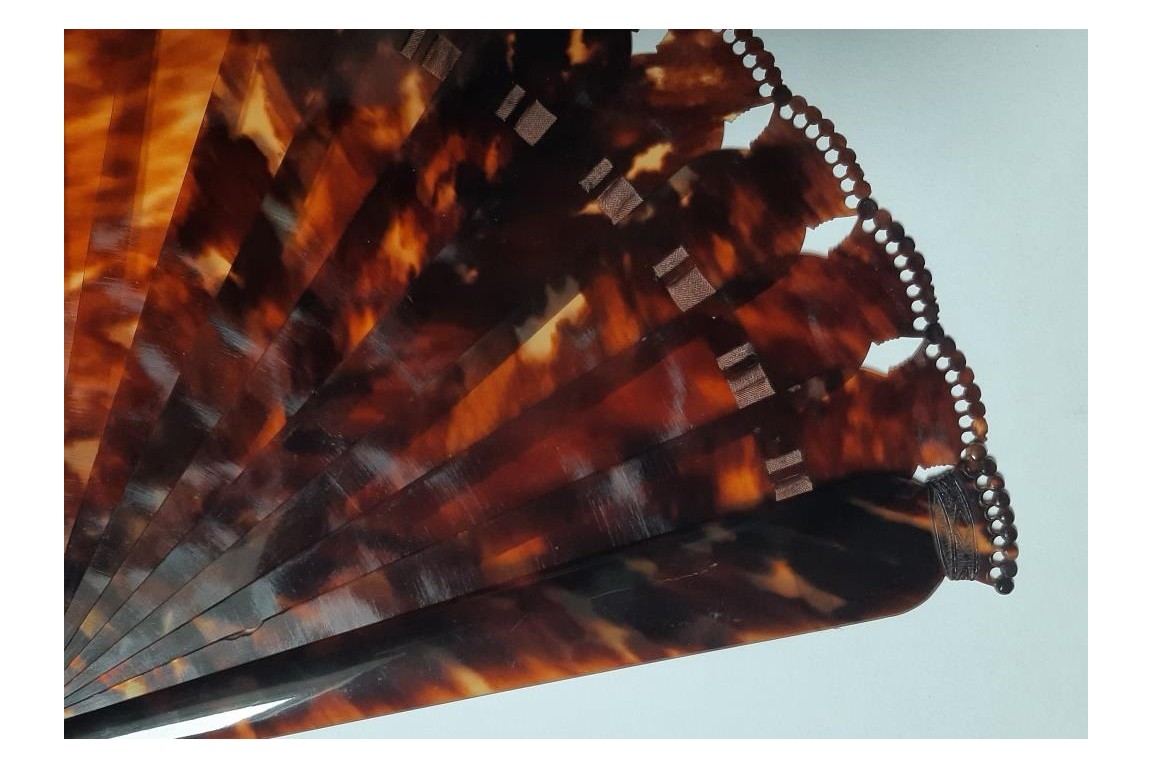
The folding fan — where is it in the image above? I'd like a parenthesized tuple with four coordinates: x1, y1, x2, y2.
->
(63, 29, 1018, 738)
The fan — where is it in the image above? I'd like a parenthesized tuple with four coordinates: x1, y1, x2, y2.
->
(63, 29, 1017, 739)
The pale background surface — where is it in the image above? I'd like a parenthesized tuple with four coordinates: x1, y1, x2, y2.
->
(293, 29, 1087, 738)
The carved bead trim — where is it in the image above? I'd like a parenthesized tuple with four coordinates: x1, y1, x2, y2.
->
(718, 30, 1017, 593)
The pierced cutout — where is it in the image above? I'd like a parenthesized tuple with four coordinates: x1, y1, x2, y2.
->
(720, 103, 775, 150)
(801, 215, 856, 257)
(631, 29, 666, 55)
(862, 336, 924, 375)
(913, 464, 953, 484)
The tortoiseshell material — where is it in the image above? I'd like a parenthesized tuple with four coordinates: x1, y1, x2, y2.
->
(64, 29, 1016, 738)
(63, 165, 913, 704)
(65, 29, 775, 677)
(63, 99, 843, 686)
(67, 29, 625, 616)
(64, 30, 633, 656)
(64, 30, 160, 542)
(63, 31, 121, 375)
(65, 30, 362, 594)
(64, 28, 452, 650)
(65, 473, 943, 738)
(64, 353, 961, 716)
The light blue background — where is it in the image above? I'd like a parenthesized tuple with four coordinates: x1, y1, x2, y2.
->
(295, 30, 1088, 738)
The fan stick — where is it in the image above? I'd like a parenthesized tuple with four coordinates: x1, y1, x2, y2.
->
(64, 29, 447, 643)
(137, 240, 918, 677)
(66, 354, 961, 714)
(63, 113, 834, 690)
(60, 29, 1021, 737)
(64, 30, 350, 603)
(64, 32, 118, 381)
(63, 31, 535, 622)
(209, 474, 943, 739)
(65, 31, 233, 540)
(65, 227, 933, 703)
(64, 30, 158, 544)
(66, 30, 640, 677)
(65, 89, 857, 687)
(66, 329, 748, 702)
(64, 30, 770, 664)
(65, 31, 237, 547)
(63, 30, 449, 622)
(64, 472, 942, 738)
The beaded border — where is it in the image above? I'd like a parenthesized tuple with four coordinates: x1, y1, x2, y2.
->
(717, 28, 1018, 593)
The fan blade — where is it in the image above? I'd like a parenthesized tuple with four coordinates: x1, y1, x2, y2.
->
(64, 29, 770, 672)
(64, 30, 457, 620)
(65, 30, 365, 604)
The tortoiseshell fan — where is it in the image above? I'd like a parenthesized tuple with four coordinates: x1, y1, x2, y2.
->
(63, 29, 1018, 738)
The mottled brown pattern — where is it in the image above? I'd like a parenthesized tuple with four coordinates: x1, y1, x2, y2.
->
(64, 341, 960, 714)
(64, 30, 435, 616)
(64, 30, 448, 656)
(64, 29, 615, 661)
(63, 30, 769, 680)
(64, 30, 1014, 738)
(64, 30, 158, 541)
(64, 32, 235, 548)
(63, 31, 118, 381)
(205, 475, 943, 739)
(63, 32, 516, 615)
(64, 30, 334, 596)
(63, 108, 853, 698)
(65, 474, 942, 737)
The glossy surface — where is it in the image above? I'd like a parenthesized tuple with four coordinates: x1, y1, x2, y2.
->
(63, 29, 1015, 738)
